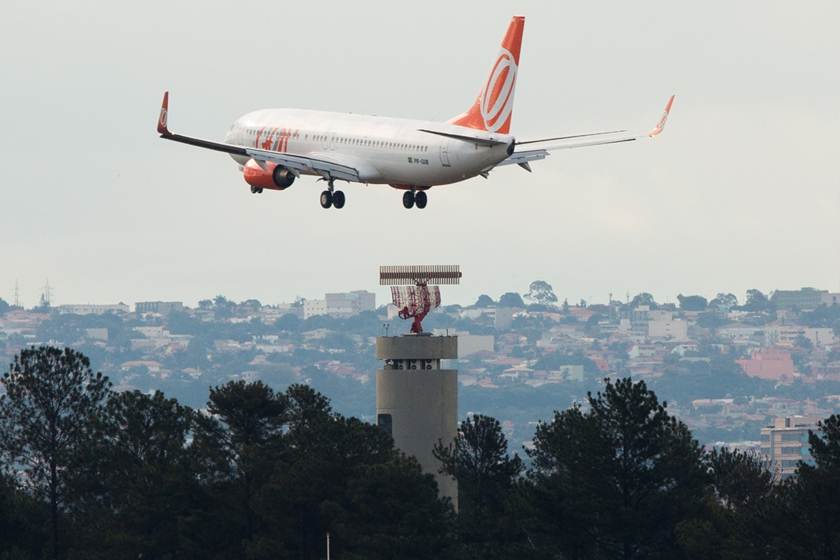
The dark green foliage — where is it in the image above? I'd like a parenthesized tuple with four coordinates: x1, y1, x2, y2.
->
(187, 380, 288, 556)
(0, 346, 111, 559)
(742, 289, 772, 312)
(675, 448, 773, 560)
(630, 292, 658, 309)
(800, 304, 840, 336)
(678, 294, 708, 311)
(678, 416, 840, 560)
(695, 311, 728, 329)
(0, 473, 48, 559)
(709, 292, 738, 310)
(706, 447, 772, 509)
(329, 455, 456, 560)
(474, 294, 495, 307)
(4, 345, 840, 560)
(0, 298, 10, 315)
(435, 415, 524, 557)
(498, 292, 525, 308)
(651, 354, 769, 403)
(773, 416, 840, 559)
(72, 390, 195, 558)
(533, 351, 600, 374)
(525, 378, 706, 559)
(251, 385, 454, 559)
(525, 281, 558, 306)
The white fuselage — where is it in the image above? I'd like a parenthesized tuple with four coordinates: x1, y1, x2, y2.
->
(223, 109, 514, 187)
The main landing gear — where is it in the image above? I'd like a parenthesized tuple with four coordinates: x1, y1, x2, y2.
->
(402, 190, 427, 209)
(250, 186, 264, 194)
(320, 180, 345, 209)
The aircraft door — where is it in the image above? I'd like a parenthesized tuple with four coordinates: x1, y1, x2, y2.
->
(439, 142, 451, 168)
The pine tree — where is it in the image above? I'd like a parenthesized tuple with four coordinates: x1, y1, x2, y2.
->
(434, 414, 524, 557)
(0, 346, 111, 559)
(527, 377, 706, 559)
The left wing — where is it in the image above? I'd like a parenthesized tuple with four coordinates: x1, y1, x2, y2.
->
(156, 91, 360, 183)
(495, 95, 675, 172)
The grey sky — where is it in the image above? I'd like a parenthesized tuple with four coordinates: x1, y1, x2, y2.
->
(2, 0, 838, 308)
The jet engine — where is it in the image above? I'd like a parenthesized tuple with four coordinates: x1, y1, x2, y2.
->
(242, 159, 296, 190)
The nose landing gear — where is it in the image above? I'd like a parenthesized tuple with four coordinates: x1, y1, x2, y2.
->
(250, 186, 264, 194)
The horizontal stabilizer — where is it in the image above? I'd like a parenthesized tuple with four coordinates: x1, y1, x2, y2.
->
(492, 95, 674, 171)
(516, 129, 625, 146)
(417, 128, 508, 146)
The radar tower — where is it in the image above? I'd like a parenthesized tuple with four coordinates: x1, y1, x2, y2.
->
(379, 265, 461, 334)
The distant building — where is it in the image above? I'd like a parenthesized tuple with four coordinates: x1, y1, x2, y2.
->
(771, 288, 828, 310)
(325, 290, 376, 315)
(495, 307, 514, 330)
(135, 301, 184, 315)
(259, 304, 302, 323)
(57, 303, 130, 315)
(765, 326, 836, 348)
(823, 293, 840, 307)
(303, 299, 327, 319)
(429, 331, 494, 357)
(548, 364, 584, 382)
(628, 344, 657, 359)
(761, 415, 819, 478)
(648, 317, 688, 340)
(737, 347, 796, 381)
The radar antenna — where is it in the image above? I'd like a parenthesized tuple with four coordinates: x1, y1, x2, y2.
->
(379, 265, 461, 334)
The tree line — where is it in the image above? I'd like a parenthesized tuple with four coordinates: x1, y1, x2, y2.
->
(1, 346, 840, 559)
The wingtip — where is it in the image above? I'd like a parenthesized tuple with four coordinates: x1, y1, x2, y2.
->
(648, 94, 675, 138)
(157, 91, 170, 135)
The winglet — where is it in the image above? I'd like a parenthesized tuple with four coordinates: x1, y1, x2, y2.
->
(157, 91, 170, 135)
(648, 94, 675, 138)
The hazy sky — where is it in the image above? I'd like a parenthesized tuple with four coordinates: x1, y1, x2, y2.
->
(2, 0, 838, 308)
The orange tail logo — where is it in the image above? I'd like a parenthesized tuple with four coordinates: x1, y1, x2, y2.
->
(450, 16, 524, 134)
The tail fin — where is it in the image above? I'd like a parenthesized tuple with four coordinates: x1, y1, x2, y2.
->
(449, 16, 525, 134)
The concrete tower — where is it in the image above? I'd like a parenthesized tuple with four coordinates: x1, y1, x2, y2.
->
(375, 265, 463, 509)
(376, 334, 458, 510)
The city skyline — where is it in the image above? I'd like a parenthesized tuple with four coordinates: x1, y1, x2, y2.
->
(5, 279, 840, 310)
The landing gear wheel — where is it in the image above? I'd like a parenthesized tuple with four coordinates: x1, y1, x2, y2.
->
(257, 188, 263, 194)
(332, 190, 345, 209)
(320, 190, 333, 209)
(414, 191, 427, 209)
(403, 191, 415, 209)
(250, 186, 257, 194)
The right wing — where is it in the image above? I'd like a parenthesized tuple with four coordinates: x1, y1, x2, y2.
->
(156, 91, 360, 183)
(495, 95, 675, 171)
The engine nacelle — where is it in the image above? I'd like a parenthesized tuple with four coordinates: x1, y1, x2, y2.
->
(242, 159, 296, 191)
(272, 166, 295, 189)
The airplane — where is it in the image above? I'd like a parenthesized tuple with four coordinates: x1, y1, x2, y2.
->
(156, 15, 673, 210)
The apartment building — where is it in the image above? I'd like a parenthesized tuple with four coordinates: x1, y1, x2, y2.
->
(760, 415, 819, 478)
